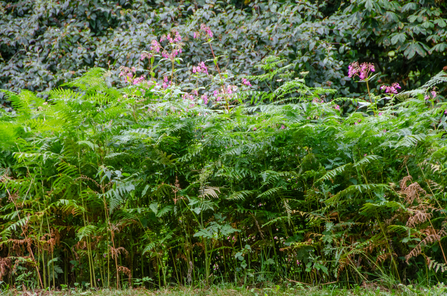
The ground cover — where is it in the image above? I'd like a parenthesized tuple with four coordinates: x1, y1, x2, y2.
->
(2, 284, 447, 296)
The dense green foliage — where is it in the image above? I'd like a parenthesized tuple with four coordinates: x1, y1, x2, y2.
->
(2, 0, 447, 292)
(1, 41, 447, 290)
(1, 0, 447, 109)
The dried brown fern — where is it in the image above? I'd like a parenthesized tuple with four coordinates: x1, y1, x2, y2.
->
(406, 210, 433, 228)
(399, 176, 427, 205)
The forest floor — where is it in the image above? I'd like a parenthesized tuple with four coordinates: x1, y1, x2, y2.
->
(2, 284, 447, 296)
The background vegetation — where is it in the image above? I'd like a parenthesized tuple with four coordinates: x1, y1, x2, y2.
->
(1, 0, 447, 293)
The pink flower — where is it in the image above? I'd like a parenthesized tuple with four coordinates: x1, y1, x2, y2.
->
(198, 61, 208, 74)
(193, 32, 198, 39)
(431, 90, 437, 98)
(348, 61, 374, 81)
(133, 75, 145, 85)
(162, 76, 171, 89)
(202, 94, 208, 104)
(200, 24, 213, 38)
(151, 40, 161, 53)
(280, 125, 285, 129)
(335, 105, 340, 111)
(253, 127, 257, 131)
(381, 82, 401, 94)
(140, 52, 152, 61)
(242, 78, 251, 86)
(378, 112, 382, 116)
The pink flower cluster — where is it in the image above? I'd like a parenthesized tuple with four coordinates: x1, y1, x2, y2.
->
(192, 62, 208, 75)
(119, 66, 136, 83)
(425, 90, 437, 100)
(200, 24, 213, 38)
(162, 76, 171, 89)
(348, 62, 375, 80)
(149, 31, 183, 61)
(133, 75, 145, 85)
(213, 85, 238, 101)
(161, 48, 182, 61)
(182, 90, 210, 105)
(194, 24, 213, 39)
(140, 51, 152, 61)
(380, 82, 401, 94)
(242, 78, 251, 86)
(160, 31, 181, 43)
(150, 40, 161, 53)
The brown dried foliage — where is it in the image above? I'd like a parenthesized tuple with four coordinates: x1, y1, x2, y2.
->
(118, 266, 132, 285)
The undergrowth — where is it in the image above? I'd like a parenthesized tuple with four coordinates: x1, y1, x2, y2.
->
(1, 28, 447, 292)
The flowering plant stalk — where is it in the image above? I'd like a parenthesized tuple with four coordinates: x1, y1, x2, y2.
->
(348, 62, 375, 101)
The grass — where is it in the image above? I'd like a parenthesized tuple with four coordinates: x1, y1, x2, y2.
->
(2, 284, 447, 296)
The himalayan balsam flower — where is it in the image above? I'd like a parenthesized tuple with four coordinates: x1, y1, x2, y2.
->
(200, 24, 213, 38)
(133, 75, 145, 85)
(335, 105, 340, 111)
(201, 94, 208, 104)
(242, 78, 251, 86)
(151, 40, 161, 53)
(140, 51, 152, 61)
(192, 62, 208, 75)
(280, 125, 285, 129)
(380, 82, 401, 94)
(431, 90, 437, 98)
(162, 77, 171, 89)
(348, 61, 375, 81)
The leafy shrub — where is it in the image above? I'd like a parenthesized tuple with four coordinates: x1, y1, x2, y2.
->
(2, 0, 447, 110)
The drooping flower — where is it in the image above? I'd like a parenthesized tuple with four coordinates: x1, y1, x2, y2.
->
(201, 94, 209, 104)
(348, 61, 375, 81)
(133, 75, 145, 85)
(380, 82, 401, 94)
(200, 24, 213, 38)
(431, 90, 437, 98)
(335, 105, 340, 111)
(242, 78, 251, 86)
(151, 40, 161, 53)
(140, 51, 152, 61)
(162, 76, 171, 89)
